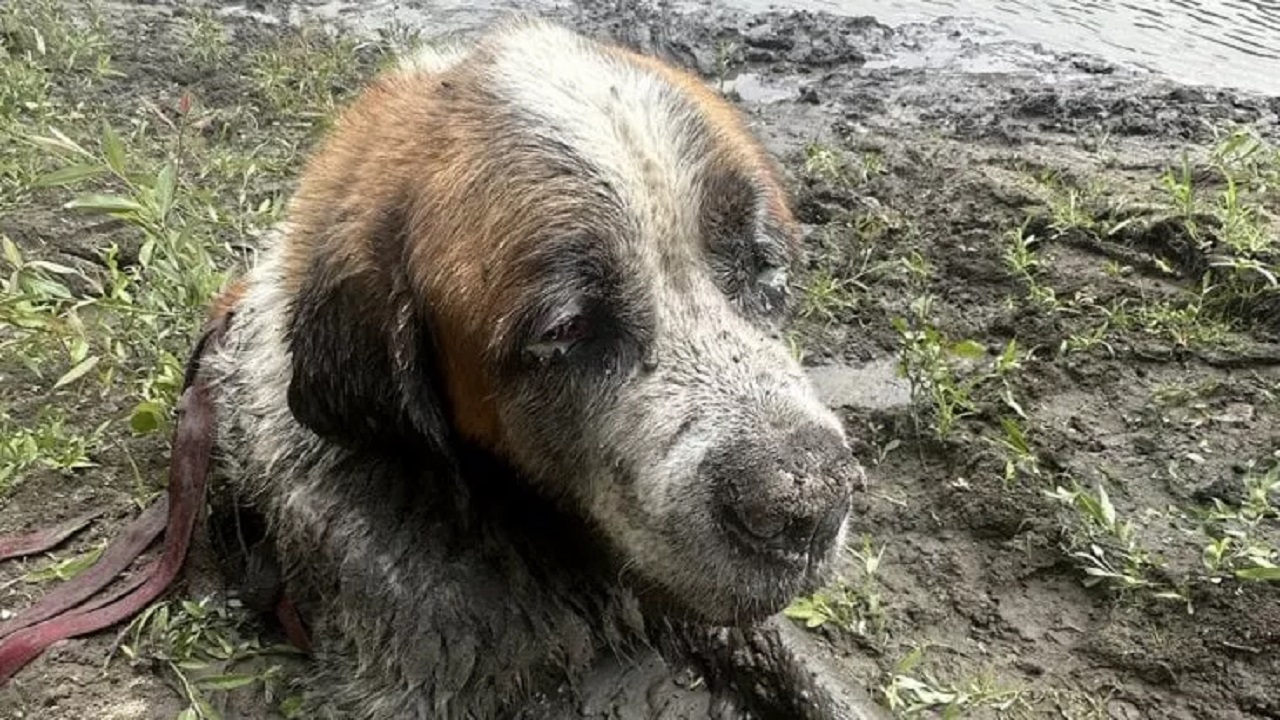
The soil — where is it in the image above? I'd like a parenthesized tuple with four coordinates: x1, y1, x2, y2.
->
(2, 1, 1279, 718)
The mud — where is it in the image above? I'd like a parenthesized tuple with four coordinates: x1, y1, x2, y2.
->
(2, 0, 1279, 718)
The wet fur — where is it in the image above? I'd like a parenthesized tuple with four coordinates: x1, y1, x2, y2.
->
(206, 17, 859, 719)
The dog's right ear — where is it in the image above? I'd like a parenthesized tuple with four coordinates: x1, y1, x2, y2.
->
(283, 227, 453, 457)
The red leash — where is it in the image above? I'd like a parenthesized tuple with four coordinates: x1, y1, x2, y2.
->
(0, 509, 103, 562)
(0, 287, 310, 685)
(0, 385, 214, 682)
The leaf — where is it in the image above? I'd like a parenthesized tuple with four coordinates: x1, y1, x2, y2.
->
(1235, 566, 1280, 581)
(2, 235, 21, 267)
(34, 163, 106, 187)
(154, 162, 177, 219)
(27, 128, 93, 159)
(102, 122, 126, 176)
(25, 259, 80, 275)
(278, 695, 306, 719)
(194, 697, 223, 720)
(53, 356, 100, 389)
(65, 194, 145, 215)
(895, 645, 926, 674)
(196, 673, 259, 691)
(130, 401, 166, 435)
(68, 337, 90, 364)
(175, 707, 199, 720)
(138, 238, 155, 268)
(21, 273, 73, 300)
(22, 543, 105, 583)
(998, 389, 1029, 417)
(1097, 484, 1116, 528)
(949, 339, 986, 360)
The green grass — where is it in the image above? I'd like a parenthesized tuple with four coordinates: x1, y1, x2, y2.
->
(784, 536, 887, 641)
(1043, 455, 1280, 608)
(0, 3, 384, 500)
(1187, 462, 1280, 582)
(802, 141, 886, 190)
(880, 645, 1030, 718)
(891, 296, 996, 441)
(799, 266, 865, 324)
(178, 8, 232, 69)
(247, 24, 364, 122)
(0, 3, 399, 717)
(118, 597, 306, 720)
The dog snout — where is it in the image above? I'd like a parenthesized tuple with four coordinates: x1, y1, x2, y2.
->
(708, 422, 855, 562)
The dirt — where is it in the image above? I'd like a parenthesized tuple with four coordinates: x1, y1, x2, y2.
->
(2, 0, 1280, 718)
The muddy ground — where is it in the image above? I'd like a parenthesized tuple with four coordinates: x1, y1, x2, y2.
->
(1, 0, 1279, 718)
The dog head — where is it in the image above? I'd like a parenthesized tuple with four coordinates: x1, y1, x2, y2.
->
(280, 18, 862, 625)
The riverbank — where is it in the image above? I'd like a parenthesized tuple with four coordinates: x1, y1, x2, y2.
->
(1, 1, 1277, 718)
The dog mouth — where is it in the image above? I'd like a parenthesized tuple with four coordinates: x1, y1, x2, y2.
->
(634, 502, 850, 625)
(713, 497, 851, 574)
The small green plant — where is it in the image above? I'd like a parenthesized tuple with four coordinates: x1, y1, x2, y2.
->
(897, 249, 932, 286)
(1048, 185, 1095, 234)
(998, 225, 1059, 310)
(179, 8, 230, 67)
(0, 410, 102, 496)
(802, 142, 885, 189)
(892, 296, 988, 440)
(713, 40, 737, 92)
(866, 420, 902, 467)
(784, 537, 887, 639)
(1210, 125, 1280, 196)
(1194, 463, 1280, 582)
(0, 0, 113, 76)
(880, 645, 1027, 718)
(1002, 225, 1041, 277)
(1161, 155, 1198, 232)
(1002, 226, 1059, 310)
(1046, 480, 1172, 597)
(248, 25, 363, 121)
(783, 329, 807, 364)
(991, 416, 1039, 486)
(118, 597, 304, 720)
(1133, 284, 1230, 348)
(30, 121, 232, 419)
(1216, 172, 1272, 257)
(803, 142, 845, 186)
(20, 540, 105, 584)
(799, 268, 863, 324)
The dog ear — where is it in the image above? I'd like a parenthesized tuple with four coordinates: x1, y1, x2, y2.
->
(283, 225, 453, 456)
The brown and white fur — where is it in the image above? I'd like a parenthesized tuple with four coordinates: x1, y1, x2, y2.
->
(205, 17, 863, 719)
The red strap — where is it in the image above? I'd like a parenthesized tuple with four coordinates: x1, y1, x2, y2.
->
(0, 383, 215, 683)
(0, 509, 104, 561)
(0, 499, 167, 640)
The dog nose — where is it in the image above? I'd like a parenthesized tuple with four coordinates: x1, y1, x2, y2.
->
(709, 423, 855, 561)
(725, 490, 850, 559)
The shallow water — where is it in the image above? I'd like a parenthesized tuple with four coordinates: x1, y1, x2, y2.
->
(252, 0, 1280, 95)
(717, 0, 1280, 95)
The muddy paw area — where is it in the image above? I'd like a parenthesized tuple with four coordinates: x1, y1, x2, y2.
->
(1, 0, 1279, 718)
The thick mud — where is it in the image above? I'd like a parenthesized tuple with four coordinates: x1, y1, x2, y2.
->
(2, 1, 1279, 718)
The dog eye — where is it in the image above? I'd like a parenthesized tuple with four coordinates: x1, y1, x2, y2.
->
(527, 313, 591, 362)
(755, 264, 789, 312)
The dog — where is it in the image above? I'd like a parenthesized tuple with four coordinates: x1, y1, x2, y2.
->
(203, 17, 863, 719)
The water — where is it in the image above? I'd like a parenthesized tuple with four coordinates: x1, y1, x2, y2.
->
(721, 0, 1280, 96)
(235, 0, 1280, 95)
